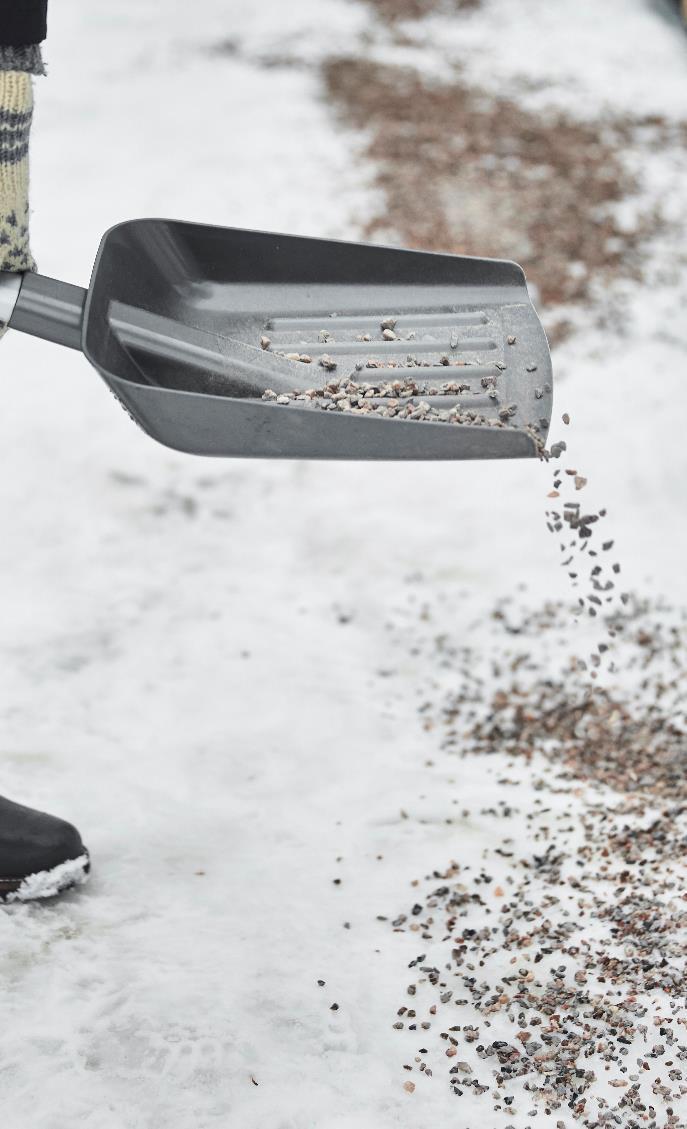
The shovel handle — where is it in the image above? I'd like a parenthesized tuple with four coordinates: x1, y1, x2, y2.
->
(3, 271, 86, 351)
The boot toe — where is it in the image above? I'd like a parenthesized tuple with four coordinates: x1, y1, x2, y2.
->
(36, 815, 85, 874)
(0, 796, 87, 880)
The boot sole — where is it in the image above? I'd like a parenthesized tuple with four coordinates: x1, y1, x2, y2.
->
(0, 851, 90, 903)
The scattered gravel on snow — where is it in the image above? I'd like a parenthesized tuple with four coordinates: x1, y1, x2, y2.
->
(386, 590, 687, 1125)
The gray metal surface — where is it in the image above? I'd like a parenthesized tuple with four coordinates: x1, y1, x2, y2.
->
(9, 273, 86, 350)
(6, 219, 553, 460)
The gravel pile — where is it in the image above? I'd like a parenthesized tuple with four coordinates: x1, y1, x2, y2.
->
(263, 377, 548, 449)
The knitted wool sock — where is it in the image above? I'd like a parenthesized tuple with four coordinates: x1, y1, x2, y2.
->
(0, 45, 45, 76)
(0, 71, 35, 273)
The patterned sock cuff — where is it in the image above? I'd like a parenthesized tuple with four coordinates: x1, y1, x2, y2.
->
(0, 45, 46, 77)
(0, 71, 35, 273)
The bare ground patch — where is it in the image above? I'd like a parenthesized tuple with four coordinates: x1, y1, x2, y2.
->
(323, 58, 675, 340)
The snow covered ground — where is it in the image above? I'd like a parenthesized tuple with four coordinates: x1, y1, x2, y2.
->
(0, 1, 686, 1126)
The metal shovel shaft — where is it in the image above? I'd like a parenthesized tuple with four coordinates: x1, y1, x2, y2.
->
(6, 272, 86, 350)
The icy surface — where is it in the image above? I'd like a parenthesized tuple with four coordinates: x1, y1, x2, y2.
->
(0, 0, 686, 1126)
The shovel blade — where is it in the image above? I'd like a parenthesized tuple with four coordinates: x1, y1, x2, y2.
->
(83, 218, 552, 459)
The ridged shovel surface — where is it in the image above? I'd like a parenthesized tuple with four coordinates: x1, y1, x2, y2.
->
(83, 219, 552, 459)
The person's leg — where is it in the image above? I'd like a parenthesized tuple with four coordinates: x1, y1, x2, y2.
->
(0, 796, 89, 902)
(1, 12, 90, 904)
(0, 70, 35, 273)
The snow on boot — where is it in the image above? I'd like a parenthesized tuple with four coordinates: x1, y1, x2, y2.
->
(0, 795, 89, 902)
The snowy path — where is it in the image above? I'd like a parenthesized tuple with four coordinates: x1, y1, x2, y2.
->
(1, 1, 686, 1126)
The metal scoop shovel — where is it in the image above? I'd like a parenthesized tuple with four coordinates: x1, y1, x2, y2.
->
(1, 218, 552, 460)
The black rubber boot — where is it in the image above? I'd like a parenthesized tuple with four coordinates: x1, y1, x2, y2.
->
(0, 795, 90, 902)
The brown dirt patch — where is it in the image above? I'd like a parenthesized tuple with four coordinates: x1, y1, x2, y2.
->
(323, 57, 669, 329)
(362, 0, 480, 21)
